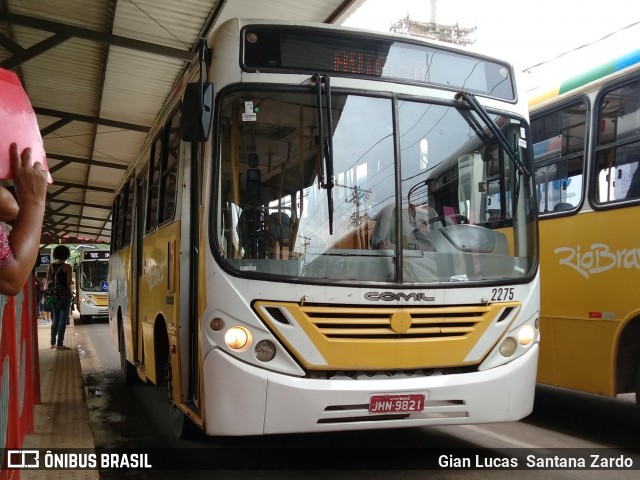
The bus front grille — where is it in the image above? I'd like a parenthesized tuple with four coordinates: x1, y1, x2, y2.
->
(254, 301, 520, 370)
(301, 305, 485, 340)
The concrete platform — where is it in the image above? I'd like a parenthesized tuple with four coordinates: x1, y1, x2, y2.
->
(20, 315, 99, 480)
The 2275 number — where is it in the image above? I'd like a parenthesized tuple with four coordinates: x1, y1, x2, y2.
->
(491, 287, 514, 301)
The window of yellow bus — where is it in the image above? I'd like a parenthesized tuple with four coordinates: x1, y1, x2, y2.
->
(159, 112, 180, 224)
(123, 176, 135, 245)
(593, 78, 640, 205)
(532, 99, 587, 214)
(147, 136, 162, 232)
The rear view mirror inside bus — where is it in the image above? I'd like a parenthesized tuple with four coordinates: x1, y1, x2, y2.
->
(180, 81, 213, 142)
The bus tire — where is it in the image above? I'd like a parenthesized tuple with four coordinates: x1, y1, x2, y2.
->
(165, 359, 200, 440)
(119, 324, 138, 385)
(636, 357, 640, 420)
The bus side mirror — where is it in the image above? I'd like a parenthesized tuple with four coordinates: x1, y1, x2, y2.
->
(180, 81, 213, 142)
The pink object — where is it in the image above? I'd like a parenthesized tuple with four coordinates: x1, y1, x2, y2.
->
(0, 68, 52, 183)
(0, 225, 14, 270)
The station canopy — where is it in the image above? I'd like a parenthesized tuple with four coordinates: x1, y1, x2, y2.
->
(0, 0, 364, 245)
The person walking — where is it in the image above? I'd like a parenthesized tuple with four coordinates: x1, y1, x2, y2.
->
(47, 245, 73, 349)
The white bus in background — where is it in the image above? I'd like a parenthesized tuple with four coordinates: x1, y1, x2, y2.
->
(74, 247, 110, 323)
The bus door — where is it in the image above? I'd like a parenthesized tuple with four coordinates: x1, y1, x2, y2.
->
(177, 141, 201, 411)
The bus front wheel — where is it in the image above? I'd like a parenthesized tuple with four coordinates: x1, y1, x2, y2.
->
(636, 357, 640, 420)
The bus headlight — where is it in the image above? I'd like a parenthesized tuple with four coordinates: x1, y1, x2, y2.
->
(480, 313, 539, 370)
(254, 340, 276, 362)
(499, 337, 517, 357)
(498, 324, 536, 358)
(517, 324, 535, 347)
(80, 296, 95, 306)
(225, 326, 252, 350)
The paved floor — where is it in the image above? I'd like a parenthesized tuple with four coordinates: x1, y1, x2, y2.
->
(20, 315, 99, 480)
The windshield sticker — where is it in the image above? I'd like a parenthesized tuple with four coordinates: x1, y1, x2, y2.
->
(242, 100, 256, 121)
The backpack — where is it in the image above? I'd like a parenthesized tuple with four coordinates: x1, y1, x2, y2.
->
(44, 264, 69, 308)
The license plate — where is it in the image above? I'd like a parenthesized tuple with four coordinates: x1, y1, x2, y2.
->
(368, 394, 425, 414)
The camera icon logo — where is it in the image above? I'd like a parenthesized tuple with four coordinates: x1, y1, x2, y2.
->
(7, 450, 40, 468)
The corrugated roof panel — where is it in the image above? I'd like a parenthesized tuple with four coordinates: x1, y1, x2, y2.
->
(100, 46, 184, 126)
(81, 218, 107, 228)
(10, 0, 112, 31)
(48, 163, 89, 186)
(14, 33, 105, 114)
(83, 208, 111, 222)
(85, 190, 115, 208)
(113, 0, 218, 49)
(47, 195, 82, 208)
(92, 126, 147, 165)
(87, 164, 126, 191)
(215, 0, 357, 26)
(40, 120, 96, 159)
(0, 23, 12, 57)
(49, 190, 86, 209)
(54, 216, 86, 226)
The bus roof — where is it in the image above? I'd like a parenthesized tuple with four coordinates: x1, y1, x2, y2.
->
(528, 48, 640, 108)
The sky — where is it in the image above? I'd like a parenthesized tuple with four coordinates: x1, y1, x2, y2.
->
(341, 0, 640, 95)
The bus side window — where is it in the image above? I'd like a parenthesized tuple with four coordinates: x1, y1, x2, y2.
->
(532, 99, 587, 214)
(595, 80, 640, 204)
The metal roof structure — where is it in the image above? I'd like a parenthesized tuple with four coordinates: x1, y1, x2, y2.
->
(0, 0, 364, 244)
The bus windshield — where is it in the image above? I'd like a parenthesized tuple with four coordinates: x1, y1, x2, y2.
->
(79, 260, 109, 292)
(215, 88, 536, 284)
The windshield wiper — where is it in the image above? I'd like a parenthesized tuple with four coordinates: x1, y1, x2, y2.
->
(457, 108, 491, 145)
(313, 73, 335, 234)
(455, 91, 530, 177)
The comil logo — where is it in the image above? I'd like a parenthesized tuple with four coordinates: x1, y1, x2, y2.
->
(7, 450, 40, 468)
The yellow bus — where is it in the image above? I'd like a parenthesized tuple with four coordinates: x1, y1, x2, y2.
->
(109, 18, 540, 437)
(530, 49, 640, 413)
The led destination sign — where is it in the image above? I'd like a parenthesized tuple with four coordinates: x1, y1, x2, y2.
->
(242, 25, 515, 100)
(83, 251, 110, 260)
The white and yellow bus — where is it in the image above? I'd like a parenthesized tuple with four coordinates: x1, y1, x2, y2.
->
(74, 247, 110, 323)
(109, 18, 540, 437)
(530, 49, 640, 413)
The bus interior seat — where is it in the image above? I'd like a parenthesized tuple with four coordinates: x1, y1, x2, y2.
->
(369, 205, 439, 249)
(266, 211, 292, 259)
(244, 153, 262, 209)
(237, 153, 264, 258)
(553, 202, 573, 212)
(487, 209, 501, 221)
